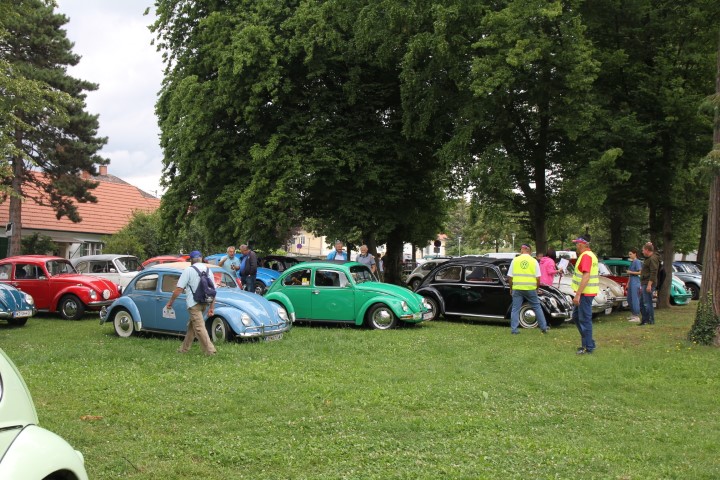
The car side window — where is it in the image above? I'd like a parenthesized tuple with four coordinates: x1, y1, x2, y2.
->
(15, 264, 41, 280)
(75, 261, 89, 273)
(465, 266, 499, 283)
(161, 274, 179, 293)
(215, 271, 237, 289)
(136, 274, 159, 292)
(422, 263, 435, 271)
(284, 268, 311, 286)
(316, 270, 342, 287)
(0, 264, 10, 279)
(434, 265, 461, 282)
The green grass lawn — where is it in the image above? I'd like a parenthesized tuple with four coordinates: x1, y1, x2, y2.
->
(1, 303, 718, 479)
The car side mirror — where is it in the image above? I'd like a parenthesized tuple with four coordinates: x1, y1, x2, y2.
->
(109, 268, 117, 273)
(39, 276, 47, 280)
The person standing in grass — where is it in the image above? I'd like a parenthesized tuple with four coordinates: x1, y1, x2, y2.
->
(571, 235, 597, 354)
(626, 248, 642, 323)
(538, 249, 559, 286)
(218, 246, 241, 275)
(639, 242, 659, 326)
(507, 243, 548, 335)
(166, 250, 217, 356)
(356, 245, 377, 274)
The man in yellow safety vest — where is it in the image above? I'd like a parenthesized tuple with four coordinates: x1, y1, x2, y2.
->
(507, 244, 548, 335)
(571, 235, 598, 354)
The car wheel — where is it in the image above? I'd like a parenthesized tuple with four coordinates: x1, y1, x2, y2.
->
(7, 317, 28, 326)
(687, 283, 700, 300)
(59, 294, 85, 320)
(517, 303, 539, 329)
(210, 317, 233, 342)
(113, 308, 135, 338)
(422, 296, 439, 321)
(409, 278, 422, 291)
(366, 303, 398, 330)
(254, 282, 266, 296)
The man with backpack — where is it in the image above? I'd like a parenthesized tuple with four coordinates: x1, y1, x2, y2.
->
(165, 250, 217, 355)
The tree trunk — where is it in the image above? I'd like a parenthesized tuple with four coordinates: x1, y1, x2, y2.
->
(383, 229, 404, 285)
(9, 150, 24, 256)
(697, 212, 707, 264)
(609, 209, 624, 257)
(703, 30, 720, 323)
(657, 207, 673, 309)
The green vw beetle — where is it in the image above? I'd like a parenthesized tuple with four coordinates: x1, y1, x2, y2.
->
(264, 260, 433, 329)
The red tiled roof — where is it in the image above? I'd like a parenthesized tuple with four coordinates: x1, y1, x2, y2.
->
(0, 172, 160, 235)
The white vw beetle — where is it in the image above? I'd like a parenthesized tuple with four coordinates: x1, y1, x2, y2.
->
(0, 348, 88, 479)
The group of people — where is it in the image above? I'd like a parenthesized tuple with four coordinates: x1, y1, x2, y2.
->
(327, 240, 385, 281)
(507, 236, 662, 356)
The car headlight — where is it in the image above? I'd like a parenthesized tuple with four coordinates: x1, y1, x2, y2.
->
(103, 289, 111, 299)
(276, 306, 289, 321)
(89, 290, 97, 300)
(401, 301, 409, 312)
(241, 313, 252, 326)
(24, 293, 34, 306)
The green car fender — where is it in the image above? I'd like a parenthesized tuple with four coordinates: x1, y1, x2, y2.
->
(355, 295, 407, 325)
(263, 291, 296, 320)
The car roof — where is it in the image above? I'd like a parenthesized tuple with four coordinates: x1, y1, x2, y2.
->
(71, 254, 138, 262)
(145, 261, 222, 271)
(433, 256, 509, 266)
(0, 255, 66, 263)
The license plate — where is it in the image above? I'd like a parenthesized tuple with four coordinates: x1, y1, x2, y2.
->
(13, 310, 32, 318)
(423, 312, 434, 320)
(263, 333, 283, 342)
(604, 307, 613, 315)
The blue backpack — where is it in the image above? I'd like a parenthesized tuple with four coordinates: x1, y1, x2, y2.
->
(190, 265, 216, 304)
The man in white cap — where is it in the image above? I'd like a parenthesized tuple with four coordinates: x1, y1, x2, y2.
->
(571, 235, 597, 354)
(166, 250, 217, 356)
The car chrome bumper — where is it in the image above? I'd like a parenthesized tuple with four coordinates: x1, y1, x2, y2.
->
(550, 312, 571, 319)
(236, 319, 291, 338)
(87, 299, 115, 309)
(99, 307, 108, 323)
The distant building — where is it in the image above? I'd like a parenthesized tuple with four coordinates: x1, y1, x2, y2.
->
(0, 166, 160, 259)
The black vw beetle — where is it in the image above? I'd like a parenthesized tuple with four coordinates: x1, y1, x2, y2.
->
(415, 257, 572, 329)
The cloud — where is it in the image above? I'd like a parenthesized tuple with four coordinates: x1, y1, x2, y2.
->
(56, 0, 165, 195)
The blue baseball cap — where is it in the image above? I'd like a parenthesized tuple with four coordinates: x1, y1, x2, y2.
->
(189, 250, 202, 259)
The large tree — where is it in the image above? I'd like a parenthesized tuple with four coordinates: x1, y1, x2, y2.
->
(1, 0, 107, 255)
(153, 0, 450, 283)
(581, 0, 718, 307)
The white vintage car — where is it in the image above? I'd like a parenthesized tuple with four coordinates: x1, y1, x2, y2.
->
(71, 254, 141, 289)
(549, 271, 617, 316)
(0, 348, 88, 479)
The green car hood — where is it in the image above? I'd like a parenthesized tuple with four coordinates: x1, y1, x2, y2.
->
(355, 282, 424, 308)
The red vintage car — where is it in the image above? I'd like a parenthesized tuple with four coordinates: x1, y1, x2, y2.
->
(0, 255, 121, 320)
(141, 254, 190, 269)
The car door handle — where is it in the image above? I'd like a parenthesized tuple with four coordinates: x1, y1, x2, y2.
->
(11, 282, 20, 287)
(462, 286, 471, 289)
(312, 289, 320, 295)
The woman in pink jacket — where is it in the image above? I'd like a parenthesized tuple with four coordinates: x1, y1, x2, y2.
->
(538, 249, 559, 286)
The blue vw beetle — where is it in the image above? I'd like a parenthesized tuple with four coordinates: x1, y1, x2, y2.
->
(100, 263, 291, 342)
(0, 283, 36, 327)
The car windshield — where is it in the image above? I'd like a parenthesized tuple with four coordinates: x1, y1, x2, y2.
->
(116, 256, 140, 272)
(349, 265, 374, 284)
(46, 260, 76, 276)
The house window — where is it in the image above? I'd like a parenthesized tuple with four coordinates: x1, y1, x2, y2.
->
(82, 242, 103, 256)
(298, 236, 306, 245)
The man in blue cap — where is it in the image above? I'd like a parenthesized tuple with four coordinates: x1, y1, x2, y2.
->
(165, 250, 217, 355)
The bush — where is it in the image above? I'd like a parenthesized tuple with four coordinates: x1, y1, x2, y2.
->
(688, 292, 720, 345)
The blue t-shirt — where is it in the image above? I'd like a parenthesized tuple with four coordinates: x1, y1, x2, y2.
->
(628, 259, 642, 288)
(327, 250, 347, 260)
(220, 254, 241, 275)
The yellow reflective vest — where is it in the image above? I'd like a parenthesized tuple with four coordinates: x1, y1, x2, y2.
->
(510, 254, 538, 290)
(571, 250, 599, 295)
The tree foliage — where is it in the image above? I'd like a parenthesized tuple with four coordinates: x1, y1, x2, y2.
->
(1, 0, 107, 255)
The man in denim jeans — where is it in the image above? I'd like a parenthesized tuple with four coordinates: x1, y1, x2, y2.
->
(639, 242, 659, 325)
(571, 235, 597, 355)
(507, 244, 548, 335)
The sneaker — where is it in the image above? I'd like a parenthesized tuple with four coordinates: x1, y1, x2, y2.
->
(576, 347, 593, 355)
(541, 329, 548, 334)
(511, 331, 520, 335)
(628, 316, 640, 323)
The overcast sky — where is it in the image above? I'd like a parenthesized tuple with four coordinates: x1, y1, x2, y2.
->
(56, 1, 165, 197)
